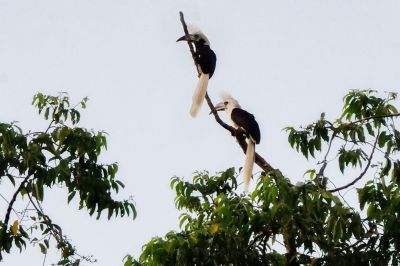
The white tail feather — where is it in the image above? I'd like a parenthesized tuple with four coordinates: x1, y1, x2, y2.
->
(190, 73, 209, 117)
(243, 140, 255, 192)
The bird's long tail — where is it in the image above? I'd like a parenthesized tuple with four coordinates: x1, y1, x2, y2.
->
(190, 73, 209, 117)
(243, 139, 255, 192)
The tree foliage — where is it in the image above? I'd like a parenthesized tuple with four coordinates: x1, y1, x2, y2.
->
(126, 90, 400, 265)
(0, 93, 136, 265)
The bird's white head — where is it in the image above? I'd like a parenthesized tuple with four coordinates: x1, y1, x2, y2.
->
(214, 93, 241, 114)
(176, 24, 210, 46)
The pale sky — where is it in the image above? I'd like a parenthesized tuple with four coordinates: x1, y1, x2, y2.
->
(1, 1, 400, 265)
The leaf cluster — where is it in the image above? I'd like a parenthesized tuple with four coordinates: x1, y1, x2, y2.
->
(127, 168, 370, 265)
(0, 93, 136, 264)
(127, 90, 400, 266)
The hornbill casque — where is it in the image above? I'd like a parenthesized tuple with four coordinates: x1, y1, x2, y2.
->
(177, 27, 217, 117)
(214, 94, 261, 191)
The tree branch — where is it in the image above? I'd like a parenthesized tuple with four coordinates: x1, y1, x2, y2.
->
(348, 113, 400, 126)
(3, 177, 30, 227)
(0, 174, 32, 260)
(178, 11, 275, 173)
(313, 132, 337, 188)
(284, 233, 299, 266)
(0, 194, 21, 220)
(179, 12, 200, 78)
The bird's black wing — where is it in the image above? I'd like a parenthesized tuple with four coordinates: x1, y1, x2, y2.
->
(231, 108, 261, 144)
(197, 46, 217, 78)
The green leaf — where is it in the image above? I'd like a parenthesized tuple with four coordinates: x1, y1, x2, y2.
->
(367, 204, 377, 218)
(366, 123, 374, 136)
(39, 243, 47, 254)
(67, 191, 76, 203)
(124, 255, 133, 266)
(381, 158, 391, 177)
(357, 127, 365, 142)
(179, 213, 190, 228)
(332, 218, 342, 243)
(314, 136, 321, 151)
(308, 139, 315, 158)
(35, 180, 44, 202)
(170, 176, 180, 189)
(300, 142, 308, 159)
(288, 130, 295, 148)
(387, 104, 398, 114)
(357, 188, 369, 210)
(304, 169, 316, 179)
(339, 154, 345, 173)
(44, 239, 49, 248)
(44, 107, 50, 120)
(115, 180, 125, 188)
(378, 131, 389, 148)
(392, 161, 400, 184)
(6, 174, 15, 186)
(108, 207, 114, 220)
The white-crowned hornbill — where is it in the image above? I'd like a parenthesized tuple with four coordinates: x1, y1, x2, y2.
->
(215, 94, 261, 191)
(177, 28, 217, 117)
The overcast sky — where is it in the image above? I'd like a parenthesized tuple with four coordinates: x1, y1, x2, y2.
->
(1, 1, 400, 265)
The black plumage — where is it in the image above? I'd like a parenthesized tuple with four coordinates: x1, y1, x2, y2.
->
(194, 41, 217, 78)
(177, 30, 217, 117)
(231, 108, 261, 144)
(214, 95, 261, 191)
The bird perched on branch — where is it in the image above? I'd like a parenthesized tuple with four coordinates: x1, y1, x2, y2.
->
(177, 27, 217, 117)
(214, 94, 261, 191)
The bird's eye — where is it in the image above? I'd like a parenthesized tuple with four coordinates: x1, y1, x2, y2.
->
(224, 101, 228, 105)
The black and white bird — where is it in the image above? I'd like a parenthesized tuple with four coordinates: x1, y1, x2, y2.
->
(214, 94, 261, 191)
(177, 27, 217, 117)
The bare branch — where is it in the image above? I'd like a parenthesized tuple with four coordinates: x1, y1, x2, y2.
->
(179, 12, 200, 78)
(178, 11, 275, 173)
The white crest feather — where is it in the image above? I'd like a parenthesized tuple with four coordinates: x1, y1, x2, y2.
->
(219, 92, 240, 108)
(219, 91, 235, 101)
(187, 23, 210, 45)
(187, 23, 202, 34)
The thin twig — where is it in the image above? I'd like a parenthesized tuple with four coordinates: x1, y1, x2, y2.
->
(316, 132, 337, 180)
(3, 175, 31, 225)
(328, 129, 379, 193)
(44, 120, 54, 134)
(19, 201, 31, 223)
(0, 193, 21, 220)
(335, 135, 389, 159)
(26, 193, 62, 245)
(348, 113, 400, 126)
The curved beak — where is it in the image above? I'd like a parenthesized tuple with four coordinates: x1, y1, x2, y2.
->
(210, 102, 225, 114)
(176, 35, 187, 42)
(177, 34, 197, 42)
